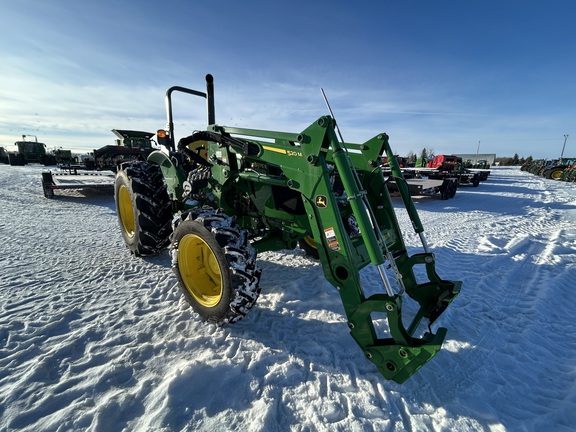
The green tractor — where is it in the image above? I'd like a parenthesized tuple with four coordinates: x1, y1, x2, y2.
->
(48, 148, 75, 166)
(7, 135, 55, 166)
(84, 129, 156, 170)
(542, 158, 574, 180)
(560, 162, 576, 182)
(114, 75, 461, 383)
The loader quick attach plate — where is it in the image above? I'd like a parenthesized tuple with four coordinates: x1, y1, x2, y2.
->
(348, 276, 461, 383)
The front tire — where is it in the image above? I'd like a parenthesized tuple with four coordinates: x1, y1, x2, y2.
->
(298, 235, 320, 259)
(448, 181, 457, 198)
(440, 186, 450, 200)
(114, 161, 172, 256)
(171, 209, 261, 324)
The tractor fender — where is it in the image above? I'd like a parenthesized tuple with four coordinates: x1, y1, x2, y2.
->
(147, 150, 187, 200)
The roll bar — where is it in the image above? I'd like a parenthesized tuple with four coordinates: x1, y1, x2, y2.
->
(163, 74, 215, 152)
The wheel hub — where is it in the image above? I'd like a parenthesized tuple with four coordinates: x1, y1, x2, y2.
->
(118, 185, 135, 238)
(178, 234, 223, 307)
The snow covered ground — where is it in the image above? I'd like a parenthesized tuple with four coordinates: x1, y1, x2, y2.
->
(1, 165, 575, 432)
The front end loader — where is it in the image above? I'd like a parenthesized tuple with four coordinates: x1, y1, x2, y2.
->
(114, 74, 461, 383)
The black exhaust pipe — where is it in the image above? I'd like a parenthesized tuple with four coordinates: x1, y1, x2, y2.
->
(206, 74, 215, 125)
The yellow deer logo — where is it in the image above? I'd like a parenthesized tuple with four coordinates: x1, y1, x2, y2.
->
(315, 195, 328, 208)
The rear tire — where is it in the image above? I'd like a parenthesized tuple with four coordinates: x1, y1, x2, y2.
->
(114, 161, 172, 256)
(8, 154, 25, 166)
(171, 209, 261, 324)
(550, 169, 564, 180)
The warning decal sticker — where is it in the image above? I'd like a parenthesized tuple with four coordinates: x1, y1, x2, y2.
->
(324, 227, 340, 251)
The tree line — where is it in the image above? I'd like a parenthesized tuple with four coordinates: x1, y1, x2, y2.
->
(404, 149, 532, 166)
(494, 154, 532, 166)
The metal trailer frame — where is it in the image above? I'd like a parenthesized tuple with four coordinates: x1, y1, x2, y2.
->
(41, 169, 115, 198)
(386, 177, 458, 199)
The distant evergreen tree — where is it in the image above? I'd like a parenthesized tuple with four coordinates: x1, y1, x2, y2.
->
(495, 155, 533, 166)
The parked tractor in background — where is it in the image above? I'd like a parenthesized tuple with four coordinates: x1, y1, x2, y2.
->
(53, 148, 74, 166)
(113, 74, 461, 383)
(463, 159, 490, 170)
(41, 129, 157, 198)
(521, 158, 576, 181)
(541, 158, 574, 180)
(560, 162, 576, 182)
(5, 135, 56, 166)
(84, 129, 156, 170)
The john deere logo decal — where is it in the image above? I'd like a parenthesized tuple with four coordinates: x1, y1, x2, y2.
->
(315, 195, 327, 208)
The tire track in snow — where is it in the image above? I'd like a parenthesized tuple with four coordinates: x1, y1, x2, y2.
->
(0, 168, 187, 431)
(2, 166, 575, 431)
(413, 205, 576, 428)
(392, 170, 572, 414)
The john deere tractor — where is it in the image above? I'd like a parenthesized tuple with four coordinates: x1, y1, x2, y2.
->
(114, 75, 461, 383)
(7, 135, 55, 166)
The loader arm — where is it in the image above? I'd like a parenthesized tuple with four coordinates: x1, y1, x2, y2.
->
(209, 117, 461, 383)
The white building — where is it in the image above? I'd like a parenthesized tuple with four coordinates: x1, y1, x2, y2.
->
(454, 153, 497, 165)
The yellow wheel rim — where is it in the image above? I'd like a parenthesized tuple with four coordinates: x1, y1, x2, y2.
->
(551, 170, 563, 180)
(118, 185, 135, 238)
(179, 233, 223, 307)
(303, 235, 317, 249)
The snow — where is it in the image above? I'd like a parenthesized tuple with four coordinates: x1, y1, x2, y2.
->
(1, 165, 575, 431)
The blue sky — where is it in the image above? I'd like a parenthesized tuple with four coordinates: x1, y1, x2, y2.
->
(1, 0, 575, 159)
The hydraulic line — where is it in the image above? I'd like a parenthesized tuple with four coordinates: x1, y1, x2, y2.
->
(321, 89, 406, 296)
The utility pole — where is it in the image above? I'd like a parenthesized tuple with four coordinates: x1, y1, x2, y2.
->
(560, 134, 568, 160)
